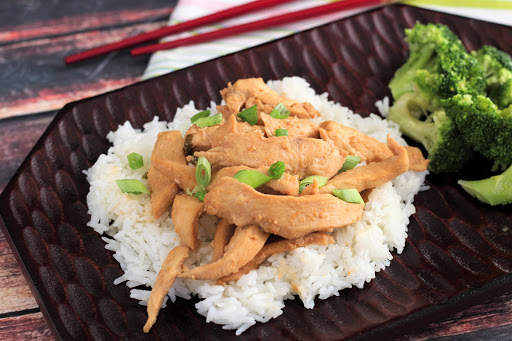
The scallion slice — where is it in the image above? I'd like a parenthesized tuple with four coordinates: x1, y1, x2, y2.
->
(233, 170, 272, 189)
(186, 186, 206, 202)
(270, 103, 290, 119)
(195, 157, 211, 187)
(237, 105, 258, 125)
(339, 155, 361, 172)
(275, 129, 288, 136)
(299, 175, 328, 193)
(127, 152, 144, 170)
(332, 189, 364, 204)
(268, 161, 285, 179)
(195, 113, 222, 128)
(190, 110, 210, 124)
(116, 179, 150, 194)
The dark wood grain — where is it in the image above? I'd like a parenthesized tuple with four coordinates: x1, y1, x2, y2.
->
(0, 231, 39, 315)
(0, 0, 173, 119)
(0, 312, 53, 341)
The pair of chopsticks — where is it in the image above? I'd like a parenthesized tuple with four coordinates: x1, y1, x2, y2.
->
(65, 0, 395, 64)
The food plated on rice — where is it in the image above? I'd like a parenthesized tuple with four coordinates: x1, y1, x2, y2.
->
(85, 76, 429, 334)
(84, 21, 512, 335)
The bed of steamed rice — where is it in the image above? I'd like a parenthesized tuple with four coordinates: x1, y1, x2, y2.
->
(85, 77, 427, 335)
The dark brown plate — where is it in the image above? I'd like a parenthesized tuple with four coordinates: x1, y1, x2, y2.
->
(1, 4, 511, 340)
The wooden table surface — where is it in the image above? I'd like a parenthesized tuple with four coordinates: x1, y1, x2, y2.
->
(0, 1, 511, 340)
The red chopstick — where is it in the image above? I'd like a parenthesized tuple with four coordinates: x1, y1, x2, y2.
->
(64, 0, 295, 64)
(131, 0, 394, 56)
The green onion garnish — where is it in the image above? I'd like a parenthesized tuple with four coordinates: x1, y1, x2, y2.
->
(233, 170, 272, 189)
(237, 105, 258, 125)
(186, 186, 207, 202)
(195, 113, 222, 128)
(299, 176, 329, 194)
(270, 103, 290, 119)
(191, 110, 210, 124)
(275, 129, 288, 136)
(116, 179, 150, 194)
(332, 189, 364, 204)
(194, 188, 206, 202)
(339, 155, 361, 173)
(195, 157, 211, 187)
(127, 152, 144, 170)
(268, 161, 285, 179)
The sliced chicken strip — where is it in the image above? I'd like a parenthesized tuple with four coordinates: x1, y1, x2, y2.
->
(260, 112, 319, 138)
(171, 193, 204, 251)
(179, 225, 269, 280)
(210, 114, 265, 146)
(319, 120, 428, 171)
(147, 168, 179, 219)
(143, 245, 189, 333)
(303, 136, 409, 195)
(148, 131, 188, 218)
(183, 123, 220, 156)
(404, 146, 429, 172)
(220, 78, 320, 119)
(218, 233, 334, 284)
(212, 219, 236, 262)
(204, 177, 364, 239)
(152, 158, 197, 192)
(184, 115, 264, 155)
(209, 165, 299, 196)
(219, 86, 247, 119)
(195, 130, 346, 179)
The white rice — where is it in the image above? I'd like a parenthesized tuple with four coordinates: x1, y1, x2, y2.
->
(85, 77, 427, 335)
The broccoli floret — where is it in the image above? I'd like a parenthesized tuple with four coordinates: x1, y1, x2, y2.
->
(388, 92, 473, 173)
(458, 163, 512, 206)
(443, 94, 512, 171)
(490, 78, 512, 109)
(389, 23, 486, 101)
(472, 45, 512, 108)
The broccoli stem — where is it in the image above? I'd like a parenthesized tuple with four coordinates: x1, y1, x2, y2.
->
(389, 44, 437, 100)
(387, 93, 434, 149)
(458, 163, 512, 206)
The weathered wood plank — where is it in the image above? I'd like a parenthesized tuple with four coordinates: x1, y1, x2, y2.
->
(0, 0, 173, 32)
(0, 312, 53, 341)
(0, 112, 55, 192)
(0, 8, 172, 44)
(0, 20, 168, 119)
(0, 232, 39, 315)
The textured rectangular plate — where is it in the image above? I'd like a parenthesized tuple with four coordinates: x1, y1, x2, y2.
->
(1, 4, 512, 340)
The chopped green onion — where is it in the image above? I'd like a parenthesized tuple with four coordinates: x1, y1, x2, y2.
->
(233, 170, 272, 189)
(299, 176, 329, 193)
(332, 189, 364, 204)
(237, 105, 258, 125)
(268, 161, 285, 179)
(127, 152, 144, 170)
(116, 179, 150, 194)
(190, 110, 210, 124)
(195, 113, 222, 128)
(275, 129, 288, 136)
(186, 186, 206, 202)
(339, 155, 361, 172)
(270, 103, 290, 119)
(195, 157, 211, 187)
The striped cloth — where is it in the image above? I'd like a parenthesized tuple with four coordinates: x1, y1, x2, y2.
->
(143, 0, 512, 80)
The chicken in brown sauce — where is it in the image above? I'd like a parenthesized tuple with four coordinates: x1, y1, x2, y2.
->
(142, 78, 428, 332)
